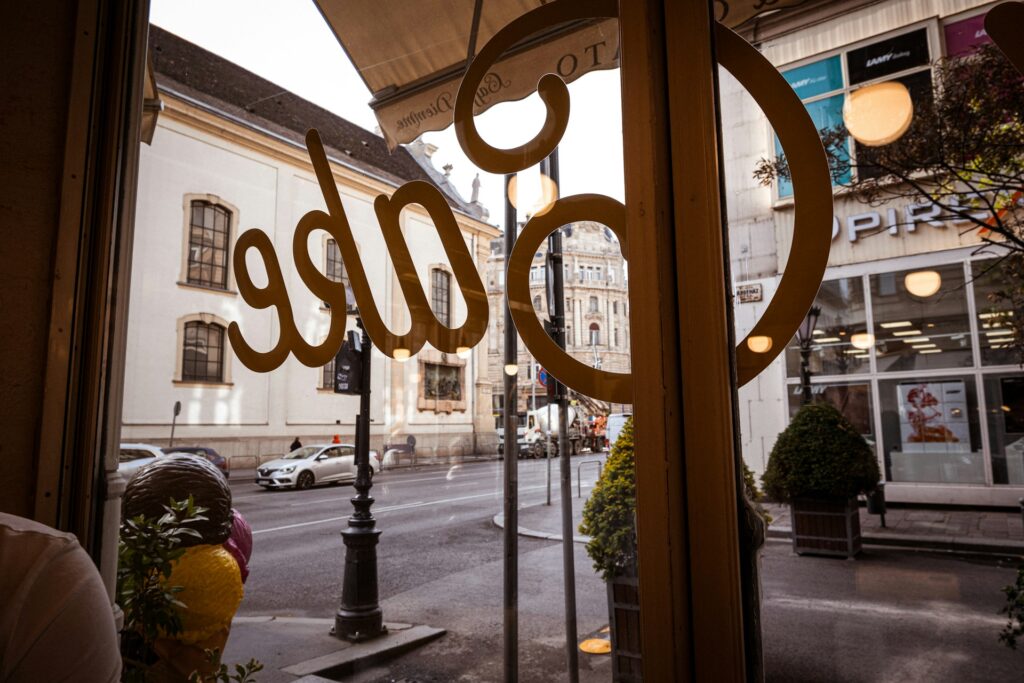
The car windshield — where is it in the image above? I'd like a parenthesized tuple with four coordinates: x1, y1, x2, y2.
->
(284, 446, 320, 460)
(119, 449, 155, 463)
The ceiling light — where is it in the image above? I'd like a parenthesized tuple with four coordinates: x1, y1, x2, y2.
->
(393, 348, 411, 362)
(904, 270, 942, 298)
(812, 329, 825, 336)
(892, 330, 922, 336)
(920, 349, 943, 354)
(880, 321, 913, 328)
(986, 329, 1014, 336)
(850, 333, 875, 350)
(816, 337, 841, 343)
(911, 343, 936, 349)
(456, 346, 472, 358)
(979, 311, 1013, 319)
(746, 336, 773, 354)
(904, 337, 930, 344)
(843, 80, 914, 146)
(504, 363, 519, 376)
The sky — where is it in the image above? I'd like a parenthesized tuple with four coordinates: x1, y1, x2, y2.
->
(149, 0, 625, 228)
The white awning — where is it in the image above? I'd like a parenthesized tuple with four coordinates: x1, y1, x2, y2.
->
(315, 0, 808, 149)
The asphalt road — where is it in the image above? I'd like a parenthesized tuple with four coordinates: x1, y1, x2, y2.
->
(227, 460, 1023, 682)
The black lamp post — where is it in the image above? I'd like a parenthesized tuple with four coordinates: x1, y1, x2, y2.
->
(797, 305, 821, 406)
(334, 314, 384, 641)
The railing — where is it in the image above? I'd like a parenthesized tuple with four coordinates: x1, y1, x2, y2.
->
(577, 459, 604, 498)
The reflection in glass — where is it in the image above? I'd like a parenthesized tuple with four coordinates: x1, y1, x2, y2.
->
(984, 374, 1024, 485)
(879, 376, 983, 484)
(787, 382, 875, 451)
(786, 278, 869, 377)
(971, 259, 1021, 366)
(871, 264, 972, 372)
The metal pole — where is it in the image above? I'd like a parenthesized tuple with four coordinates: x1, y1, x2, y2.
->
(502, 175, 519, 683)
(169, 400, 181, 448)
(335, 318, 383, 641)
(800, 344, 812, 405)
(546, 401, 552, 506)
(546, 149, 579, 681)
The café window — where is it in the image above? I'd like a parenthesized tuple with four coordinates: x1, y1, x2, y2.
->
(775, 27, 933, 197)
(971, 258, 1021, 367)
(787, 381, 876, 453)
(180, 318, 226, 383)
(431, 268, 451, 326)
(186, 199, 232, 289)
(984, 374, 1024, 485)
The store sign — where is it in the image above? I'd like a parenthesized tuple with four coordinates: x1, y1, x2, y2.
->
(831, 198, 990, 242)
(846, 28, 929, 85)
(944, 14, 992, 58)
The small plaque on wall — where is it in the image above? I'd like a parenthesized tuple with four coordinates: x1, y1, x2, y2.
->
(736, 283, 763, 303)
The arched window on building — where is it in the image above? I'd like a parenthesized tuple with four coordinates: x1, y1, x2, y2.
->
(182, 320, 226, 382)
(431, 268, 451, 326)
(589, 322, 600, 346)
(533, 294, 542, 312)
(187, 200, 231, 289)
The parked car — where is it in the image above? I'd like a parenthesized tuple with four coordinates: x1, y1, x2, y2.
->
(118, 443, 165, 477)
(162, 445, 229, 478)
(256, 444, 380, 490)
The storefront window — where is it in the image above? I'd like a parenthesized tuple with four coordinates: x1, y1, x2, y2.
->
(879, 375, 983, 484)
(971, 259, 1021, 366)
(984, 374, 1024, 485)
(785, 277, 869, 377)
(787, 381, 875, 453)
(871, 263, 973, 372)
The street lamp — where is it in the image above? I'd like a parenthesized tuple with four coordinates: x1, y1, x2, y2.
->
(797, 305, 821, 406)
(333, 303, 384, 641)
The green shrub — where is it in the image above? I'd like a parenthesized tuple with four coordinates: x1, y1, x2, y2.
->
(999, 565, 1024, 650)
(580, 416, 636, 580)
(763, 402, 880, 503)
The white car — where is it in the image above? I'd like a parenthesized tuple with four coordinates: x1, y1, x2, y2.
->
(118, 443, 166, 478)
(255, 444, 380, 490)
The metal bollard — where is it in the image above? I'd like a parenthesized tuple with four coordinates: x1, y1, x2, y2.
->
(867, 483, 886, 528)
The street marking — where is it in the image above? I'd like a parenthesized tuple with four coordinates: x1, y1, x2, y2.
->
(252, 483, 551, 535)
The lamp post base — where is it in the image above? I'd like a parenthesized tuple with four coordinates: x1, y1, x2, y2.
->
(335, 523, 384, 641)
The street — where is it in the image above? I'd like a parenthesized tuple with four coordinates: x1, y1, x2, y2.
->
(225, 459, 1023, 681)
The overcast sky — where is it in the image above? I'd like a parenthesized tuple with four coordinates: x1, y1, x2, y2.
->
(150, 0, 625, 229)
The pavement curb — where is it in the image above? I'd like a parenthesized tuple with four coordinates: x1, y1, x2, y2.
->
(275, 622, 446, 679)
(766, 526, 1024, 556)
(492, 511, 591, 544)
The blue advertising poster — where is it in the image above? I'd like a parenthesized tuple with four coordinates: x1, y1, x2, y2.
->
(781, 55, 843, 99)
(776, 93, 850, 198)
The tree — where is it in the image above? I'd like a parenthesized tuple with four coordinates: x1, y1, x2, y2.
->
(754, 44, 1024, 363)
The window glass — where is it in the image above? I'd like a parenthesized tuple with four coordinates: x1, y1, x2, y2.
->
(787, 381, 876, 451)
(971, 259, 1020, 366)
(846, 28, 930, 85)
(321, 358, 335, 389)
(984, 374, 1024, 485)
(879, 375, 983, 483)
(182, 321, 225, 382)
(871, 264, 973, 372)
(431, 269, 451, 326)
(775, 94, 850, 197)
(187, 200, 230, 288)
(785, 277, 869, 377)
(943, 13, 993, 58)
(853, 70, 933, 180)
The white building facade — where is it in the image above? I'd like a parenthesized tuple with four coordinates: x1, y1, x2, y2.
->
(725, 0, 1023, 505)
(121, 28, 499, 469)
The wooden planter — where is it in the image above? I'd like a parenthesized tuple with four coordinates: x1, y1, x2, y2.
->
(790, 497, 862, 558)
(607, 565, 642, 682)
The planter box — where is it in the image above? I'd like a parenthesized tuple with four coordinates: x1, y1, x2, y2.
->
(790, 497, 862, 558)
(607, 567, 642, 682)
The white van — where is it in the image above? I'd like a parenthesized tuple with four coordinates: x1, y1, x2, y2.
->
(606, 413, 632, 451)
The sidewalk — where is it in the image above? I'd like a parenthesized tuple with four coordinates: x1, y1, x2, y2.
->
(496, 493, 1024, 556)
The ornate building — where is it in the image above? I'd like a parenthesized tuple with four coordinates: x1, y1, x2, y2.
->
(485, 221, 630, 417)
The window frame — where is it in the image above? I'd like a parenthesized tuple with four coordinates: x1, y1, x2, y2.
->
(178, 194, 239, 294)
(174, 313, 232, 385)
(770, 20, 942, 203)
(431, 267, 452, 326)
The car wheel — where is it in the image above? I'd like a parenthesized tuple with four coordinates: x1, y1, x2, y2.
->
(296, 471, 314, 490)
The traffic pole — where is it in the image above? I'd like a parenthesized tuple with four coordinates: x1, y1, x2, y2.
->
(502, 174, 519, 683)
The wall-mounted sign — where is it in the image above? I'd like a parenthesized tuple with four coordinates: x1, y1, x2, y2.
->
(736, 283, 763, 303)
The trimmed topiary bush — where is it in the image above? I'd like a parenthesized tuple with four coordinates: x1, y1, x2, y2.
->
(580, 416, 636, 580)
(763, 402, 880, 503)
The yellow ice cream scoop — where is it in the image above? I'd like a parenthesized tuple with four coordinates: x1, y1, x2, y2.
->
(165, 545, 244, 644)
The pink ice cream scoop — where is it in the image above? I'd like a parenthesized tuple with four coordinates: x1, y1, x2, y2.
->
(222, 509, 253, 582)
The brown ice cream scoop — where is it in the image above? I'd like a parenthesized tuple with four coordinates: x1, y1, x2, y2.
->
(123, 453, 233, 546)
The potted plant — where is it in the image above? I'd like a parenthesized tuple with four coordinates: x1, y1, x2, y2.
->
(763, 403, 880, 558)
(580, 417, 641, 681)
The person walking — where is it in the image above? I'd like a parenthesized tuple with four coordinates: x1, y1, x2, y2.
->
(289, 437, 302, 452)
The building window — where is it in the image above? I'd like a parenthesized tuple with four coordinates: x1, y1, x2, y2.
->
(589, 322, 600, 346)
(614, 328, 619, 346)
(776, 27, 933, 197)
(187, 200, 231, 289)
(431, 269, 451, 326)
(589, 296, 599, 313)
(613, 301, 618, 315)
(321, 358, 334, 389)
(325, 239, 348, 286)
(533, 294, 543, 312)
(182, 321, 225, 383)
